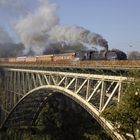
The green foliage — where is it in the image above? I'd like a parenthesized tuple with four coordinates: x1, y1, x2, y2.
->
(102, 71, 140, 140)
(36, 94, 112, 140)
(0, 43, 24, 57)
(1, 94, 112, 140)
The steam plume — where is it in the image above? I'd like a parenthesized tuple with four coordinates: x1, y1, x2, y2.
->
(15, 0, 108, 54)
(48, 25, 108, 50)
(15, 0, 59, 54)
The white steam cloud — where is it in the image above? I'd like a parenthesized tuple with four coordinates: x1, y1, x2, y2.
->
(0, 27, 13, 44)
(15, 0, 59, 54)
(15, 0, 108, 54)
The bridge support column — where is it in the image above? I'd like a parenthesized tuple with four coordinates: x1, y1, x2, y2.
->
(99, 80, 106, 111)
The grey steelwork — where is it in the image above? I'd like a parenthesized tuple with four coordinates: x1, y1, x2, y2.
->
(0, 68, 127, 140)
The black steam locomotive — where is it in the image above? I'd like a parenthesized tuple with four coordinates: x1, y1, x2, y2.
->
(77, 49, 127, 60)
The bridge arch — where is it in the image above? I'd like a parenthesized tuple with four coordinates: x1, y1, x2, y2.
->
(1, 85, 125, 140)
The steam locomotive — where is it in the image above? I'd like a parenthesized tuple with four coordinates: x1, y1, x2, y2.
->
(77, 49, 127, 60)
(0, 49, 127, 63)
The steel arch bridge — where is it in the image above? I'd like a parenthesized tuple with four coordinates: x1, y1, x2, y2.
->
(0, 68, 127, 140)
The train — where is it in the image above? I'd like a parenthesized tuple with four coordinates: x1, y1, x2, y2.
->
(0, 49, 127, 64)
(77, 49, 127, 60)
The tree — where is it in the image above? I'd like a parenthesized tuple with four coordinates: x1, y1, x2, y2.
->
(1, 93, 112, 140)
(37, 94, 112, 140)
(102, 71, 140, 140)
(128, 51, 140, 60)
(0, 43, 25, 57)
(43, 42, 87, 55)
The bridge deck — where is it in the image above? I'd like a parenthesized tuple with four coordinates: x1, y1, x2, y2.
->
(1, 60, 140, 76)
(1, 60, 140, 68)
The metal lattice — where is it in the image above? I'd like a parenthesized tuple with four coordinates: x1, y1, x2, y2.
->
(0, 68, 127, 140)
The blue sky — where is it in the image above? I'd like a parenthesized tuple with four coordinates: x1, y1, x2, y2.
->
(51, 0, 140, 52)
(0, 0, 140, 52)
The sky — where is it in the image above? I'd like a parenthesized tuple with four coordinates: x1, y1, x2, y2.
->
(0, 0, 140, 53)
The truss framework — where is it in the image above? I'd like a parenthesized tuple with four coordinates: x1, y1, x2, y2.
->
(0, 68, 127, 140)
